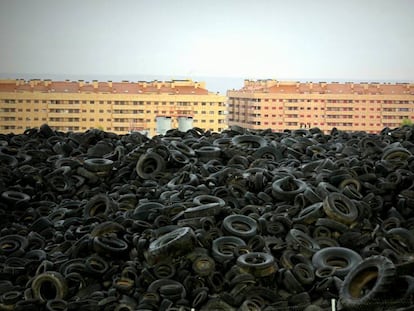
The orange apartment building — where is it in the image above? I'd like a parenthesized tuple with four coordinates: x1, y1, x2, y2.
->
(227, 80, 414, 133)
(0, 79, 227, 136)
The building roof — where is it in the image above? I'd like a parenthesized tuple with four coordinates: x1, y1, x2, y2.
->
(0, 79, 210, 95)
(238, 80, 414, 95)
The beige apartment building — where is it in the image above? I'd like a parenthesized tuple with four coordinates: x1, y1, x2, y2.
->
(227, 80, 414, 133)
(0, 79, 227, 136)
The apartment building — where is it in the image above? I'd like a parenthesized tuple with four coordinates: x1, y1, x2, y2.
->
(0, 79, 227, 136)
(227, 80, 414, 133)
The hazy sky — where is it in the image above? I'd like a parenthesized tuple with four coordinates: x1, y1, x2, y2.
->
(0, 0, 413, 84)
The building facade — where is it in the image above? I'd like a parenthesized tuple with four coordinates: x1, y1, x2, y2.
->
(0, 79, 227, 136)
(227, 80, 414, 133)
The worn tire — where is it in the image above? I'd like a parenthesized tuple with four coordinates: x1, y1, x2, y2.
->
(339, 255, 396, 310)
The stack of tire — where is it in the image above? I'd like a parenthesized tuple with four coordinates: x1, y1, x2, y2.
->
(0, 123, 413, 310)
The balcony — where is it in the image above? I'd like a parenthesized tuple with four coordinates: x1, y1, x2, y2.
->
(382, 110, 412, 116)
(325, 115, 353, 121)
(284, 117, 301, 122)
(284, 103, 299, 108)
(325, 102, 353, 108)
(48, 103, 81, 109)
(48, 112, 81, 118)
(0, 120, 17, 125)
(112, 121, 145, 127)
(48, 120, 81, 127)
(112, 113, 142, 119)
(0, 111, 16, 117)
(325, 110, 354, 115)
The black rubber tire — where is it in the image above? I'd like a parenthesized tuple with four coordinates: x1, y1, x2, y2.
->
(31, 271, 68, 302)
(146, 227, 196, 265)
(170, 140, 196, 157)
(93, 236, 129, 256)
(83, 158, 114, 175)
(286, 229, 320, 257)
(136, 151, 166, 179)
(236, 252, 277, 277)
(183, 195, 225, 218)
(231, 135, 267, 152)
(382, 147, 411, 161)
(312, 247, 363, 278)
(383, 227, 414, 255)
(222, 215, 258, 239)
(292, 263, 315, 286)
(293, 202, 324, 224)
(192, 255, 215, 277)
(83, 194, 115, 218)
(339, 255, 396, 310)
(323, 192, 359, 225)
(272, 176, 307, 201)
(0, 234, 28, 257)
(212, 236, 246, 263)
(45, 299, 68, 311)
(252, 146, 283, 161)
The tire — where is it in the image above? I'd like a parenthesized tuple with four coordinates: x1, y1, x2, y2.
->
(0, 234, 28, 257)
(184, 195, 225, 218)
(286, 229, 320, 257)
(222, 215, 258, 239)
(192, 255, 215, 277)
(312, 247, 362, 278)
(45, 299, 68, 311)
(136, 151, 166, 179)
(212, 236, 246, 263)
(383, 227, 414, 255)
(272, 176, 307, 202)
(339, 255, 396, 310)
(292, 263, 315, 286)
(170, 140, 195, 157)
(236, 252, 277, 277)
(252, 146, 283, 161)
(31, 271, 68, 302)
(93, 236, 129, 256)
(145, 227, 196, 265)
(231, 135, 267, 153)
(293, 202, 324, 224)
(323, 192, 358, 225)
(83, 158, 114, 174)
(83, 194, 115, 218)
(382, 147, 411, 161)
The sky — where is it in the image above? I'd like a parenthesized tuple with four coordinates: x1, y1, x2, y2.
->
(0, 0, 413, 93)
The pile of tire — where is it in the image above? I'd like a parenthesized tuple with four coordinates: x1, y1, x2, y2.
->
(0, 123, 414, 310)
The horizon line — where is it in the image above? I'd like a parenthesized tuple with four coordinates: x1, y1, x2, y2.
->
(1, 72, 413, 85)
